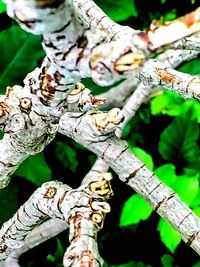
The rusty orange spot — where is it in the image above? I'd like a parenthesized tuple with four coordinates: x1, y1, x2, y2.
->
(157, 69, 176, 83)
(41, 74, 53, 90)
(181, 12, 198, 28)
(39, 71, 56, 103)
(0, 102, 10, 113)
(6, 86, 14, 97)
(0, 102, 10, 124)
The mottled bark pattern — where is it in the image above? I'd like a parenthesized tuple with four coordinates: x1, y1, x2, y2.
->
(1, 0, 200, 265)
(139, 59, 200, 100)
(59, 109, 200, 255)
(0, 175, 113, 263)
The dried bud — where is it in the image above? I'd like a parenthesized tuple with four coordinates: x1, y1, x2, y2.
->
(91, 201, 111, 213)
(20, 98, 32, 111)
(115, 50, 145, 73)
(89, 172, 113, 198)
(91, 108, 123, 129)
(91, 212, 103, 224)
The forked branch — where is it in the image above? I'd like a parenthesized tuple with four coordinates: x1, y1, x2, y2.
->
(0, 0, 200, 265)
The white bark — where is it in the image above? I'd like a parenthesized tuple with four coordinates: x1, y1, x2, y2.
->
(0, 178, 113, 264)
(59, 109, 200, 255)
(0, 169, 112, 266)
(169, 32, 200, 51)
(116, 47, 200, 135)
(1, 0, 200, 264)
(139, 59, 200, 100)
(0, 219, 67, 267)
(99, 47, 200, 110)
(0, 61, 78, 188)
(82, 159, 109, 185)
(71, 0, 133, 41)
(147, 7, 200, 50)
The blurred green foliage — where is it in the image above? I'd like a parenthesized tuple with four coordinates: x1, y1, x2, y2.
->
(0, 26, 44, 91)
(0, 0, 6, 13)
(0, 0, 200, 266)
(95, 0, 138, 21)
(55, 141, 78, 173)
(15, 152, 52, 186)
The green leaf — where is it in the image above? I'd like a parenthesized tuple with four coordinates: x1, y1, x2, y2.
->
(193, 261, 200, 267)
(15, 152, 51, 186)
(178, 58, 200, 76)
(161, 254, 174, 267)
(46, 238, 64, 263)
(157, 218, 181, 253)
(173, 174, 199, 206)
(55, 141, 78, 172)
(0, 0, 6, 13)
(0, 183, 18, 226)
(192, 207, 200, 218)
(120, 194, 153, 227)
(150, 90, 183, 116)
(155, 164, 199, 207)
(155, 164, 177, 187)
(0, 129, 3, 140)
(0, 25, 44, 91)
(121, 123, 132, 139)
(190, 190, 200, 209)
(138, 107, 150, 124)
(95, 0, 138, 21)
(158, 104, 200, 170)
(163, 9, 177, 22)
(131, 147, 154, 170)
(191, 101, 200, 124)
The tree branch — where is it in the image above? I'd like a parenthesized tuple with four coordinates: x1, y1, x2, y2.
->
(169, 32, 200, 51)
(0, 218, 67, 267)
(1, 0, 200, 264)
(0, 177, 113, 263)
(0, 168, 113, 266)
(59, 109, 200, 255)
(139, 59, 200, 100)
(146, 7, 200, 50)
